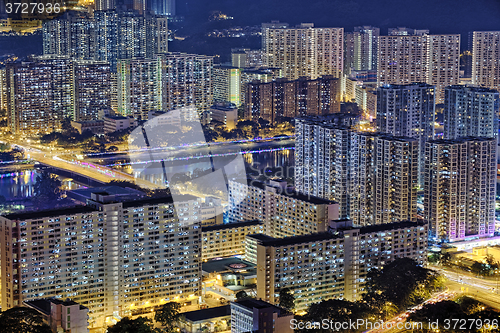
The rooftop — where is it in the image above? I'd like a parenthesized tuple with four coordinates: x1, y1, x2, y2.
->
(24, 298, 88, 315)
(202, 220, 263, 232)
(202, 257, 256, 274)
(105, 115, 129, 120)
(68, 185, 146, 202)
(237, 179, 336, 205)
(234, 299, 289, 313)
(3, 205, 95, 221)
(247, 232, 340, 247)
(182, 305, 231, 323)
(427, 137, 496, 145)
(359, 220, 427, 234)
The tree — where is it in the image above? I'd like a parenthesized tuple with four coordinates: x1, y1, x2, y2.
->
(0, 307, 52, 333)
(363, 258, 443, 311)
(107, 317, 158, 333)
(33, 171, 62, 206)
(441, 252, 452, 266)
(278, 288, 295, 311)
(485, 254, 498, 271)
(471, 261, 489, 276)
(235, 290, 249, 300)
(300, 299, 372, 333)
(155, 302, 182, 333)
(428, 253, 440, 264)
(107, 145, 119, 152)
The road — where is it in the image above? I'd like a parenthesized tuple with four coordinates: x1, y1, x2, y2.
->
(432, 266, 500, 310)
(366, 267, 500, 333)
(365, 290, 456, 333)
(432, 266, 500, 294)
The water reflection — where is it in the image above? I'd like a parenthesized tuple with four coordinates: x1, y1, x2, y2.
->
(0, 169, 84, 200)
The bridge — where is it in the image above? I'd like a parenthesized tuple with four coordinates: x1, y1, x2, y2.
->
(27, 150, 163, 189)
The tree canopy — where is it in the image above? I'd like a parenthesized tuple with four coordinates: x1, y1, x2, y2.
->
(236, 290, 249, 300)
(298, 299, 372, 333)
(0, 307, 52, 333)
(408, 297, 500, 333)
(363, 258, 444, 312)
(33, 171, 62, 207)
(107, 317, 159, 333)
(279, 288, 295, 311)
(154, 302, 182, 333)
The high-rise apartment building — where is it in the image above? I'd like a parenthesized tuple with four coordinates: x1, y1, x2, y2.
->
(294, 117, 351, 218)
(43, 12, 97, 60)
(350, 132, 418, 226)
(425, 34, 461, 102)
(212, 65, 241, 106)
(5, 56, 113, 133)
(160, 52, 213, 115)
(377, 33, 460, 103)
(472, 31, 500, 92)
(0, 194, 202, 328)
(240, 67, 282, 106)
(262, 23, 343, 79)
(202, 220, 265, 261)
(376, 83, 435, 183)
(231, 48, 265, 68)
(245, 76, 340, 123)
(425, 138, 496, 242)
(344, 26, 380, 73)
(0, 67, 6, 112)
(73, 60, 112, 121)
(94, 10, 119, 71)
(44, 11, 168, 72)
(42, 15, 70, 57)
(117, 58, 162, 120)
(228, 179, 339, 239)
(231, 299, 293, 333)
(294, 116, 418, 226)
(69, 13, 95, 60)
(247, 220, 427, 310)
(388, 27, 429, 36)
(5, 56, 73, 134)
(444, 85, 499, 140)
(148, 0, 176, 16)
(95, 0, 115, 10)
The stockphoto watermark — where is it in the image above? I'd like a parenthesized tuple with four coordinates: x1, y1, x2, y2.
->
(290, 319, 424, 331)
(290, 318, 500, 331)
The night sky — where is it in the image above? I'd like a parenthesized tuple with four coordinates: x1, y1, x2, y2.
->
(180, 0, 500, 46)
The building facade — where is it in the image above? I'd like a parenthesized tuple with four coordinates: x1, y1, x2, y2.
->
(376, 83, 435, 184)
(262, 23, 343, 79)
(246, 220, 427, 310)
(424, 138, 496, 242)
(212, 65, 241, 106)
(161, 53, 214, 115)
(294, 117, 351, 218)
(344, 26, 380, 73)
(231, 299, 293, 333)
(245, 76, 340, 123)
(44, 11, 168, 72)
(350, 132, 419, 226)
(0, 195, 202, 328)
(228, 179, 339, 239)
(5, 56, 73, 134)
(443, 85, 499, 140)
(73, 60, 111, 121)
(202, 220, 265, 261)
(295, 117, 418, 226)
(117, 58, 162, 120)
(472, 31, 500, 92)
(377, 33, 460, 103)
